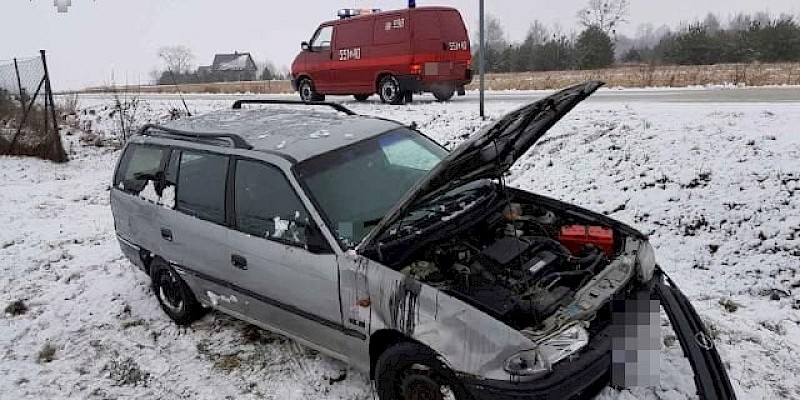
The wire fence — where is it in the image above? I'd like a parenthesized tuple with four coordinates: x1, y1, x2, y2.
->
(0, 51, 67, 162)
(0, 56, 46, 104)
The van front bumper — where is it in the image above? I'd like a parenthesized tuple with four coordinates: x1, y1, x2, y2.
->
(460, 269, 736, 400)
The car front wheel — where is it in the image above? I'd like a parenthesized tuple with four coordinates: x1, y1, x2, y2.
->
(150, 259, 205, 325)
(375, 342, 467, 400)
(299, 79, 324, 102)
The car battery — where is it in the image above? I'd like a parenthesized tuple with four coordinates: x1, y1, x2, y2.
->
(558, 225, 614, 257)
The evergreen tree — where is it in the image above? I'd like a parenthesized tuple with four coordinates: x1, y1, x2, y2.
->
(575, 26, 615, 69)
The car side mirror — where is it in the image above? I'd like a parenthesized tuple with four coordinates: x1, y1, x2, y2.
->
(301, 41, 310, 51)
(305, 223, 333, 254)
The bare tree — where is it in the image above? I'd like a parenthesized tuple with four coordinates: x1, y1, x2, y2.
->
(577, 0, 630, 35)
(524, 21, 550, 46)
(703, 13, 721, 33)
(157, 45, 195, 74)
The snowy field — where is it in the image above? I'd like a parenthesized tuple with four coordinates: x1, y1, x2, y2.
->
(1, 91, 799, 399)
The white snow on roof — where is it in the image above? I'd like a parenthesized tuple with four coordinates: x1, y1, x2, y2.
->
(217, 54, 250, 71)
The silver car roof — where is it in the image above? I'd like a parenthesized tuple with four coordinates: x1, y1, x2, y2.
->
(163, 107, 404, 162)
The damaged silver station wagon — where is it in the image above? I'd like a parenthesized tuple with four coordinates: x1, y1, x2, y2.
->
(111, 81, 736, 400)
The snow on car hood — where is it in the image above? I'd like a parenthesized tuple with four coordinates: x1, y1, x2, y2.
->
(357, 80, 604, 252)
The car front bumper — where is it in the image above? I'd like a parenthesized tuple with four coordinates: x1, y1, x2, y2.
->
(460, 268, 736, 400)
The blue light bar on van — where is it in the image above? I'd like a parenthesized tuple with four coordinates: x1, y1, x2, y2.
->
(337, 8, 381, 19)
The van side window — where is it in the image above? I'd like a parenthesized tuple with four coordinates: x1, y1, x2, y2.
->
(114, 144, 166, 196)
(175, 151, 228, 225)
(311, 25, 334, 50)
(234, 160, 310, 246)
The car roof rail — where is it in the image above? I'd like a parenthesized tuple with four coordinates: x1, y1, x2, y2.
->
(138, 123, 253, 150)
(231, 99, 358, 116)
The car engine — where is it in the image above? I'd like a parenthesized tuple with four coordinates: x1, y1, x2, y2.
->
(399, 201, 618, 329)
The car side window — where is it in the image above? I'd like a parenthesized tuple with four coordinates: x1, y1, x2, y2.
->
(175, 150, 228, 225)
(234, 160, 311, 246)
(114, 144, 166, 197)
(311, 25, 334, 51)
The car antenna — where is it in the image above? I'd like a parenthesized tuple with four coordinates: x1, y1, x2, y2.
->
(167, 68, 192, 117)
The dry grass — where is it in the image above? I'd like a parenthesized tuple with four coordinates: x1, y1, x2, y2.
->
(0, 97, 68, 162)
(465, 62, 800, 90)
(74, 62, 800, 95)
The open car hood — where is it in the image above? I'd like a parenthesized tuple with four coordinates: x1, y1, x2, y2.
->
(357, 80, 604, 252)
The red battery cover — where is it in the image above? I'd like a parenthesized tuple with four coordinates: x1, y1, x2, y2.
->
(558, 225, 614, 257)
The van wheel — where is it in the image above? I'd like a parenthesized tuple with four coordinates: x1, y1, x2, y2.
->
(379, 76, 405, 105)
(432, 86, 455, 102)
(299, 79, 325, 102)
(354, 94, 370, 102)
(375, 342, 468, 400)
(150, 259, 205, 325)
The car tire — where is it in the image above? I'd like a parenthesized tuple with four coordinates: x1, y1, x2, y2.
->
(299, 79, 325, 102)
(375, 341, 469, 400)
(379, 75, 405, 105)
(150, 259, 205, 326)
(354, 94, 371, 102)
(432, 86, 455, 102)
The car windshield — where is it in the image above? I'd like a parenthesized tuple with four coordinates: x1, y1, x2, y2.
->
(296, 128, 448, 248)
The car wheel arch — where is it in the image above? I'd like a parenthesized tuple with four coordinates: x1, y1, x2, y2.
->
(369, 329, 411, 380)
(295, 74, 312, 88)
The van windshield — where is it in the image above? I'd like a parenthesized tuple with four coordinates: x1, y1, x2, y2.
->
(296, 128, 448, 248)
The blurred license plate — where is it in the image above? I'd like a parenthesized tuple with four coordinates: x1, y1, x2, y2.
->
(610, 297, 661, 387)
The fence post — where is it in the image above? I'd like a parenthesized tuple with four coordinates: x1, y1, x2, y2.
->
(13, 58, 25, 110)
(40, 49, 67, 162)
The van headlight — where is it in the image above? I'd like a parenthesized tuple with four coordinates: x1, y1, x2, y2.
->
(638, 241, 656, 281)
(504, 324, 590, 377)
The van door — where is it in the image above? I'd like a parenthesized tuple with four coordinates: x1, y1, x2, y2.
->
(332, 18, 374, 93)
(226, 158, 348, 355)
(411, 9, 470, 80)
(304, 24, 335, 93)
(372, 11, 412, 78)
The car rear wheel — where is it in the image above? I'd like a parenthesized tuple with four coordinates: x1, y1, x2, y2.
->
(150, 259, 205, 325)
(379, 75, 405, 105)
(354, 94, 371, 102)
(432, 86, 455, 102)
(299, 79, 325, 102)
(375, 342, 467, 400)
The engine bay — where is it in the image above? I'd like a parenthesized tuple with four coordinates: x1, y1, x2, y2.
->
(396, 195, 627, 331)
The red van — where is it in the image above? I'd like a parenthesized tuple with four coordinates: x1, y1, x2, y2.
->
(291, 6, 473, 104)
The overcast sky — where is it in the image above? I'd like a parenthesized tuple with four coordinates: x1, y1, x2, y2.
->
(3, 0, 799, 89)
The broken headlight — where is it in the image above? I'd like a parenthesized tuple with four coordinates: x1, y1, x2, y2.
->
(638, 241, 656, 281)
(504, 324, 590, 377)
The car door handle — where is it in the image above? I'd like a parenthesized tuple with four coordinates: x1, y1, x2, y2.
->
(231, 254, 248, 270)
(160, 228, 173, 241)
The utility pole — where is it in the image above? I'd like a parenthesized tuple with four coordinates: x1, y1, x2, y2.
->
(479, 0, 485, 119)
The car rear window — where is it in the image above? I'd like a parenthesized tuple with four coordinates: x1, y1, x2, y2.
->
(114, 144, 166, 195)
(175, 151, 228, 224)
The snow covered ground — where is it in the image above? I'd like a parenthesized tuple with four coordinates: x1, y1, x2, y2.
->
(2, 91, 799, 399)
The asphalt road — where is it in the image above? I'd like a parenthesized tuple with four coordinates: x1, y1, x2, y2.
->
(71, 85, 800, 104)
